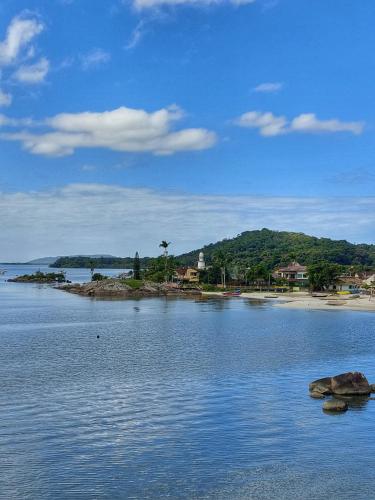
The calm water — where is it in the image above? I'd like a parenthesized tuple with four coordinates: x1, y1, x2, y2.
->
(1, 266, 375, 499)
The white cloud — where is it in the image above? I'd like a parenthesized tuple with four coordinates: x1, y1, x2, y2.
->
(0, 183, 374, 261)
(80, 49, 111, 70)
(0, 105, 217, 156)
(125, 20, 148, 50)
(0, 14, 44, 66)
(290, 113, 364, 135)
(253, 82, 283, 93)
(235, 111, 364, 136)
(131, 0, 255, 9)
(13, 57, 49, 84)
(235, 111, 288, 136)
(0, 89, 12, 107)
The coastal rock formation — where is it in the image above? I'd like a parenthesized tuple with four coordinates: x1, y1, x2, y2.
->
(323, 399, 348, 412)
(309, 372, 371, 396)
(60, 279, 202, 299)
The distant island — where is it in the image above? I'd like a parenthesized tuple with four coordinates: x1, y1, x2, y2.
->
(9, 271, 67, 284)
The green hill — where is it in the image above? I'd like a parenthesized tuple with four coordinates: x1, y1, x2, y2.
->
(177, 229, 375, 270)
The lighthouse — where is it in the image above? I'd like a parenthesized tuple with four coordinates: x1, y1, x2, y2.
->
(197, 252, 206, 270)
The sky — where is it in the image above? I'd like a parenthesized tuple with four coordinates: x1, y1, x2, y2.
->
(0, 0, 374, 260)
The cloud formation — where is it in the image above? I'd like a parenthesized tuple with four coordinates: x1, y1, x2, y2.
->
(0, 13, 49, 101)
(253, 82, 283, 93)
(235, 111, 364, 136)
(13, 57, 49, 84)
(0, 89, 12, 107)
(0, 14, 44, 66)
(0, 183, 373, 261)
(80, 49, 111, 70)
(0, 105, 217, 156)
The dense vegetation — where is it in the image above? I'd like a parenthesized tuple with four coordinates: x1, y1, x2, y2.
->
(177, 229, 375, 270)
(52, 255, 151, 269)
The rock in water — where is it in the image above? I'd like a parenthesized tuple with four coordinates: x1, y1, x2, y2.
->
(370, 384, 375, 393)
(323, 399, 348, 412)
(331, 372, 370, 395)
(310, 392, 325, 399)
(309, 377, 332, 395)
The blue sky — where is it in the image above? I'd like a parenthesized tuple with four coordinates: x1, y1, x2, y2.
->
(0, 0, 374, 260)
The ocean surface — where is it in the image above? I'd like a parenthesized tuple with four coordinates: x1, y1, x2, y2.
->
(1, 265, 375, 499)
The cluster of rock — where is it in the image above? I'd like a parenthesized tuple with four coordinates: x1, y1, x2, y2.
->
(309, 372, 375, 413)
(60, 279, 202, 298)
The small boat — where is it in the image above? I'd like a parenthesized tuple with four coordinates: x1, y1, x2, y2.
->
(222, 289, 242, 297)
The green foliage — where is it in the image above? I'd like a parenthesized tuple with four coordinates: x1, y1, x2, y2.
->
(133, 252, 141, 280)
(200, 283, 222, 292)
(52, 255, 151, 269)
(91, 273, 107, 281)
(13, 272, 66, 283)
(124, 279, 143, 289)
(307, 262, 344, 291)
(177, 229, 375, 270)
(144, 255, 178, 283)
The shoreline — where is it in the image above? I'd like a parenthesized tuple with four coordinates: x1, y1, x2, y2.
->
(202, 291, 375, 313)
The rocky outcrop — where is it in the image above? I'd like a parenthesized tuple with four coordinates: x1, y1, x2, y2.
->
(309, 372, 371, 396)
(323, 399, 348, 412)
(60, 279, 202, 299)
(331, 372, 370, 395)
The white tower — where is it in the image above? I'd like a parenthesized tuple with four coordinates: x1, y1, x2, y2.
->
(197, 252, 206, 270)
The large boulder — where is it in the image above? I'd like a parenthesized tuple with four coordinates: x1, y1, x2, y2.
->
(309, 372, 370, 396)
(309, 377, 333, 395)
(331, 372, 370, 395)
(323, 399, 348, 412)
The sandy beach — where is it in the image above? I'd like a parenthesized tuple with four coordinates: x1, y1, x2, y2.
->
(202, 291, 375, 312)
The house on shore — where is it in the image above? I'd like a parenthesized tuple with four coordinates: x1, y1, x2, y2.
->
(328, 277, 363, 293)
(175, 267, 200, 283)
(273, 262, 309, 288)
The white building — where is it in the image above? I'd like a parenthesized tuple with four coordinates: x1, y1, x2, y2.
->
(197, 252, 206, 270)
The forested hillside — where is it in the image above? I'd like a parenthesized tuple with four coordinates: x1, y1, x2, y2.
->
(177, 229, 375, 270)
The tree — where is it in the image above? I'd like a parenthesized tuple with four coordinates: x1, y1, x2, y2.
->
(92, 273, 107, 282)
(133, 251, 141, 280)
(213, 250, 232, 288)
(307, 262, 343, 291)
(144, 255, 178, 283)
(159, 240, 171, 282)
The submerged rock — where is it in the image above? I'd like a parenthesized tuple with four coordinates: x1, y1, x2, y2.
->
(310, 392, 325, 399)
(323, 399, 348, 412)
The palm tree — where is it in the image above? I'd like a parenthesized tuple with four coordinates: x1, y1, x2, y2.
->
(159, 240, 171, 257)
(159, 241, 171, 282)
(213, 250, 231, 288)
